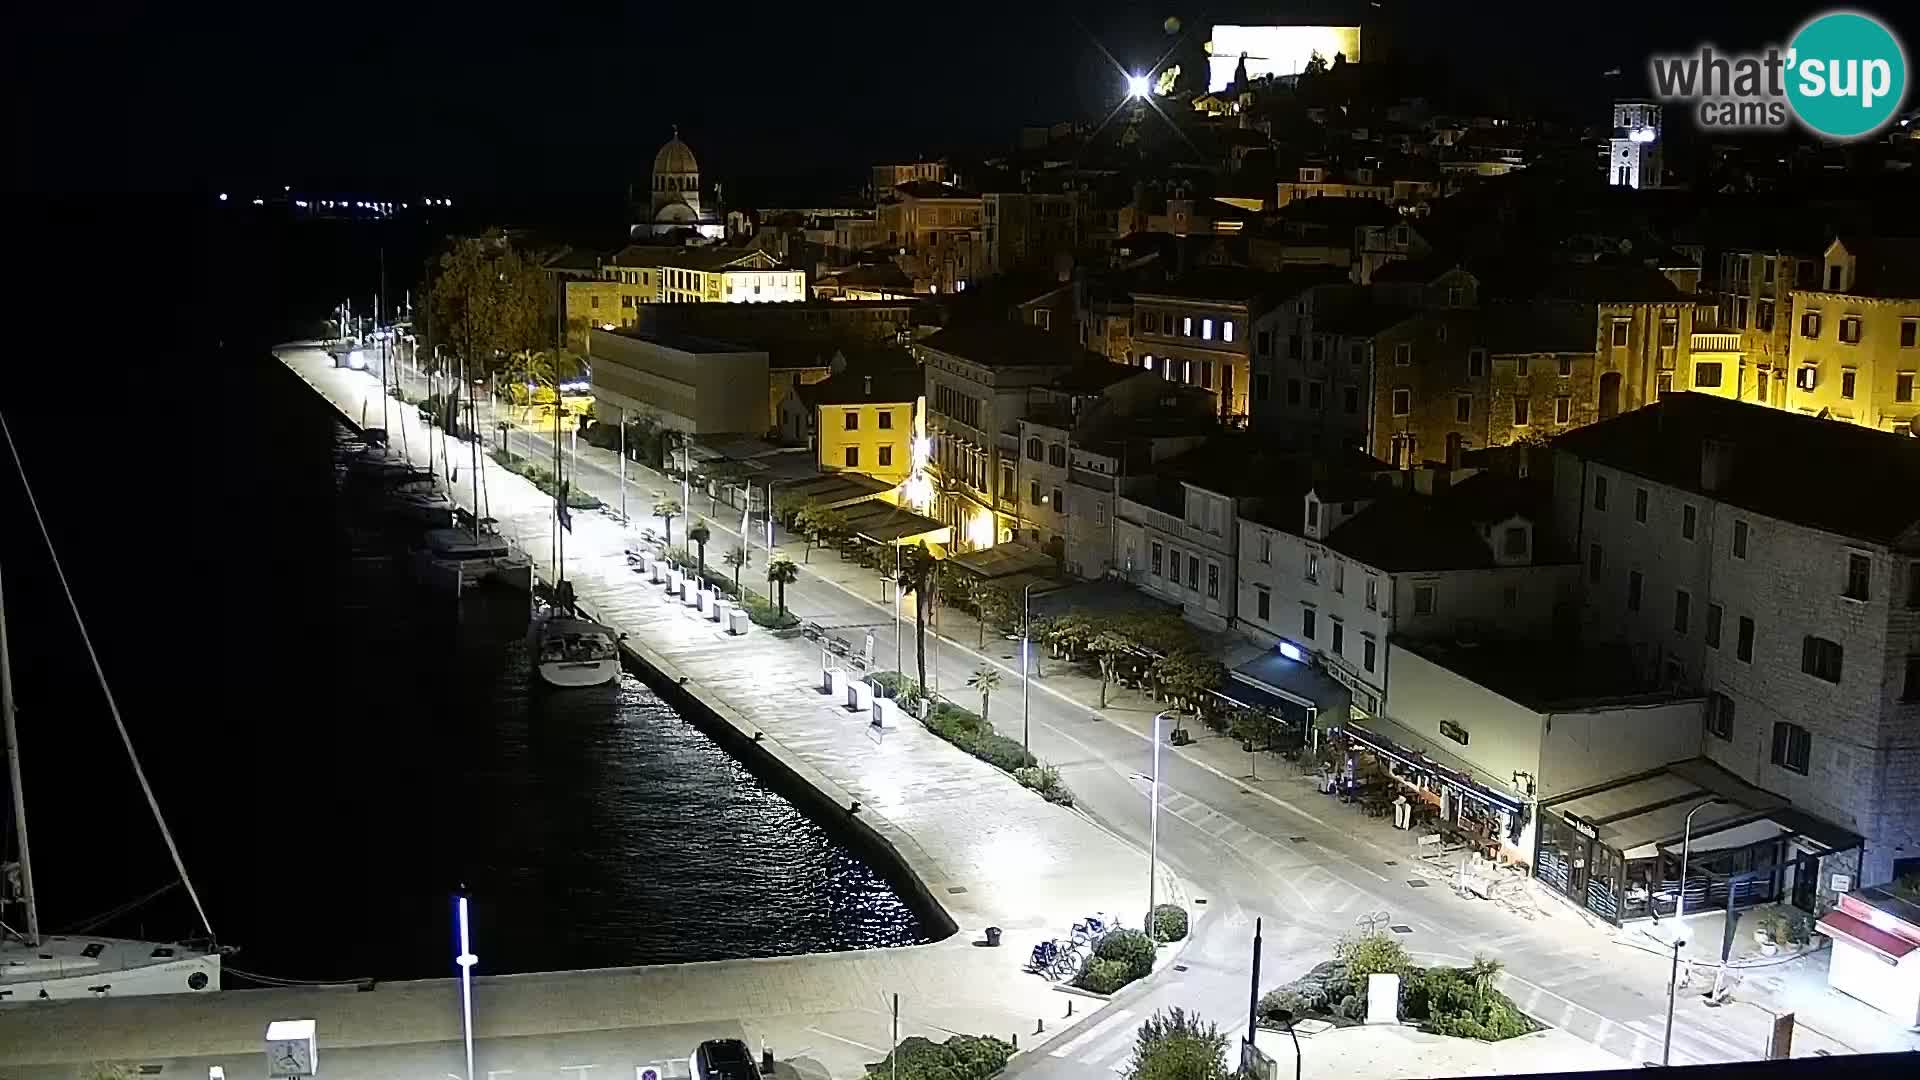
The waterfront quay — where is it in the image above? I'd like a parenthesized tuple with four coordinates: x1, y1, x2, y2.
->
(0, 346, 1169, 1078)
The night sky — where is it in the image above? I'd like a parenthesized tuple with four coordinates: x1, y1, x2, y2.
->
(7, 1, 1911, 197)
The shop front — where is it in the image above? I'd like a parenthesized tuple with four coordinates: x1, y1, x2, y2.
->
(1536, 758, 1863, 928)
(1336, 719, 1531, 866)
(1208, 649, 1352, 753)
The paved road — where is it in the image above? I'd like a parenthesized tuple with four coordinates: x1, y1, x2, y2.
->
(492, 419, 1780, 1073)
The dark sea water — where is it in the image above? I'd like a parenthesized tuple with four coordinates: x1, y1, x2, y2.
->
(1, 198, 927, 984)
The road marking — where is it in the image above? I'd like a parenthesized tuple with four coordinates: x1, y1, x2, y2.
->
(1049, 1007, 1137, 1057)
(806, 1027, 886, 1054)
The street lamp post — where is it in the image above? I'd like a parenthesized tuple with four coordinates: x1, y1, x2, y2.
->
(894, 542, 903, 673)
(454, 894, 479, 1080)
(1662, 934, 1685, 1067)
(1020, 581, 1038, 750)
(1674, 798, 1726, 924)
(1148, 710, 1167, 936)
(616, 404, 627, 525)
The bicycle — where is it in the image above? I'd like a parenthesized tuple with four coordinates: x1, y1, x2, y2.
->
(1356, 909, 1391, 935)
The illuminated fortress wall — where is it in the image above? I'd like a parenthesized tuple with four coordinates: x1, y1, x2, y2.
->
(1206, 25, 1363, 91)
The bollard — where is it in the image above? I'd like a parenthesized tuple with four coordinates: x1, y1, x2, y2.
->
(762, 1047, 775, 1075)
(1012, 1034, 1018, 1051)
(1066, 999, 1074, 1017)
(1035, 1018, 1044, 1035)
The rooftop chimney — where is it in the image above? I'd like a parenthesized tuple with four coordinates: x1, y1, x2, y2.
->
(863, 375, 873, 396)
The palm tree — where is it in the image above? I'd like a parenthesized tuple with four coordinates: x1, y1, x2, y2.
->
(896, 541, 939, 692)
(723, 543, 749, 594)
(766, 557, 800, 617)
(688, 520, 712, 582)
(968, 667, 1002, 724)
(653, 497, 681, 548)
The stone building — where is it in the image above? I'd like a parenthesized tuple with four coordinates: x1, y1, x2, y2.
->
(1553, 393, 1920, 887)
(1784, 236, 1920, 435)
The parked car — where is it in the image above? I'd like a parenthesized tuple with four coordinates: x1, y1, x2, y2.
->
(691, 1039, 761, 1080)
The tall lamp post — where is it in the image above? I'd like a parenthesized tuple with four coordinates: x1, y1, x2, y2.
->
(1020, 581, 1038, 750)
(1661, 798, 1722, 1068)
(1662, 933, 1685, 1067)
(454, 893, 479, 1080)
(1147, 710, 1167, 935)
(1673, 798, 1726, 924)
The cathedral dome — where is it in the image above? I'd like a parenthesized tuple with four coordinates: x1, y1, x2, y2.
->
(653, 132, 699, 176)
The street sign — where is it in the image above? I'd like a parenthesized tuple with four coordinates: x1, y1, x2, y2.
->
(639, 1065, 665, 1080)
(1240, 1038, 1276, 1080)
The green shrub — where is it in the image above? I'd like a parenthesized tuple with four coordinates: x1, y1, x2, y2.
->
(976, 734, 1037, 772)
(742, 595, 798, 629)
(1150, 903, 1189, 942)
(1097, 928, 1158, 980)
(1014, 764, 1075, 806)
(866, 1034, 1012, 1080)
(1123, 1008, 1228, 1080)
(1077, 958, 1134, 995)
(1334, 932, 1409, 978)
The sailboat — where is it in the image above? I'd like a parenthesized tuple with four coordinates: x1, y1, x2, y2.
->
(0, 415, 224, 1001)
(531, 354, 619, 689)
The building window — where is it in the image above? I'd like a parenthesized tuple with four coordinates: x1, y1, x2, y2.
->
(1706, 692, 1734, 740)
(1796, 365, 1818, 391)
(1188, 555, 1199, 590)
(1391, 388, 1411, 416)
(1502, 526, 1526, 557)
(1365, 576, 1379, 611)
(878, 445, 893, 467)
(1588, 543, 1604, 583)
(1025, 437, 1042, 461)
(1049, 444, 1067, 467)
(1706, 602, 1723, 648)
(1659, 318, 1679, 347)
(1838, 316, 1862, 344)
(1903, 319, 1918, 348)
(1455, 395, 1471, 423)
(1096, 501, 1106, 525)
(1305, 550, 1321, 583)
(1516, 355, 1530, 377)
(1202, 318, 1214, 340)
(1224, 321, 1235, 343)
(1611, 319, 1630, 347)
(1333, 561, 1345, 594)
(1674, 589, 1691, 634)
(1732, 520, 1749, 558)
(844, 446, 860, 467)
(1256, 587, 1271, 621)
(1694, 361, 1723, 388)
(1029, 480, 1041, 505)
(1259, 532, 1273, 564)
(1594, 475, 1609, 511)
(1801, 311, 1821, 338)
(1681, 504, 1696, 540)
(844, 410, 860, 431)
(1306, 500, 1320, 529)
(1802, 635, 1844, 683)
(1394, 343, 1413, 366)
(1897, 372, 1916, 403)
(1634, 488, 1648, 523)
(1183, 316, 1193, 336)
(1844, 552, 1871, 601)
(1363, 637, 1377, 673)
(1302, 606, 1317, 639)
(1558, 356, 1573, 377)
(1841, 369, 1857, 399)
(1413, 584, 1437, 615)
(1555, 396, 1571, 423)
(1201, 361, 1214, 390)
(1657, 372, 1674, 398)
(1770, 722, 1811, 775)
(877, 410, 893, 430)
(1627, 570, 1643, 611)
(1034, 309, 1051, 330)
(1737, 616, 1755, 663)
(1053, 487, 1064, 513)
(1151, 542, 1163, 576)
(1468, 348, 1487, 376)
(1207, 562, 1220, 599)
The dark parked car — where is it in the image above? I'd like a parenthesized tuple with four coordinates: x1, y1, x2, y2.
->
(692, 1039, 762, 1080)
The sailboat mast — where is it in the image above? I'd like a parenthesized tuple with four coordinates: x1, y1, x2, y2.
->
(0, 562, 40, 947)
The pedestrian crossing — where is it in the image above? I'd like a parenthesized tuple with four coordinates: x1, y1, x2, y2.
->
(1045, 1005, 1140, 1075)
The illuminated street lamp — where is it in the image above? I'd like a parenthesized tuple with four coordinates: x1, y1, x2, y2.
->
(1127, 73, 1151, 98)
(454, 894, 478, 1080)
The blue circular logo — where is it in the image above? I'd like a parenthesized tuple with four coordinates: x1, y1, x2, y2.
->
(1786, 11, 1908, 139)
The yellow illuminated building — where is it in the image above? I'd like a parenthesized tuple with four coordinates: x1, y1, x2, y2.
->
(810, 369, 925, 487)
(1783, 237, 1920, 435)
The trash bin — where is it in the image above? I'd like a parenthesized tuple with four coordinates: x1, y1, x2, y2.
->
(985, 926, 1002, 947)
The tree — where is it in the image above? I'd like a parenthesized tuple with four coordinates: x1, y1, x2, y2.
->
(766, 557, 800, 616)
(688, 520, 712, 581)
(723, 543, 749, 594)
(896, 542, 939, 692)
(654, 497, 681, 548)
(500, 347, 583, 423)
(423, 231, 551, 379)
(1088, 630, 1133, 708)
(967, 667, 1002, 724)
(1044, 614, 1093, 661)
(1122, 1008, 1228, 1080)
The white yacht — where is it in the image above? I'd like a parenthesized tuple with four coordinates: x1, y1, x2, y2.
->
(1, 413, 225, 1002)
(413, 527, 533, 595)
(532, 606, 622, 688)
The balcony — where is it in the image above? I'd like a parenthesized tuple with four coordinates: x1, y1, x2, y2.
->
(1691, 332, 1743, 353)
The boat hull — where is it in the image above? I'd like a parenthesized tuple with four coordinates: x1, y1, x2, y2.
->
(0, 943, 220, 1003)
(537, 658, 620, 688)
